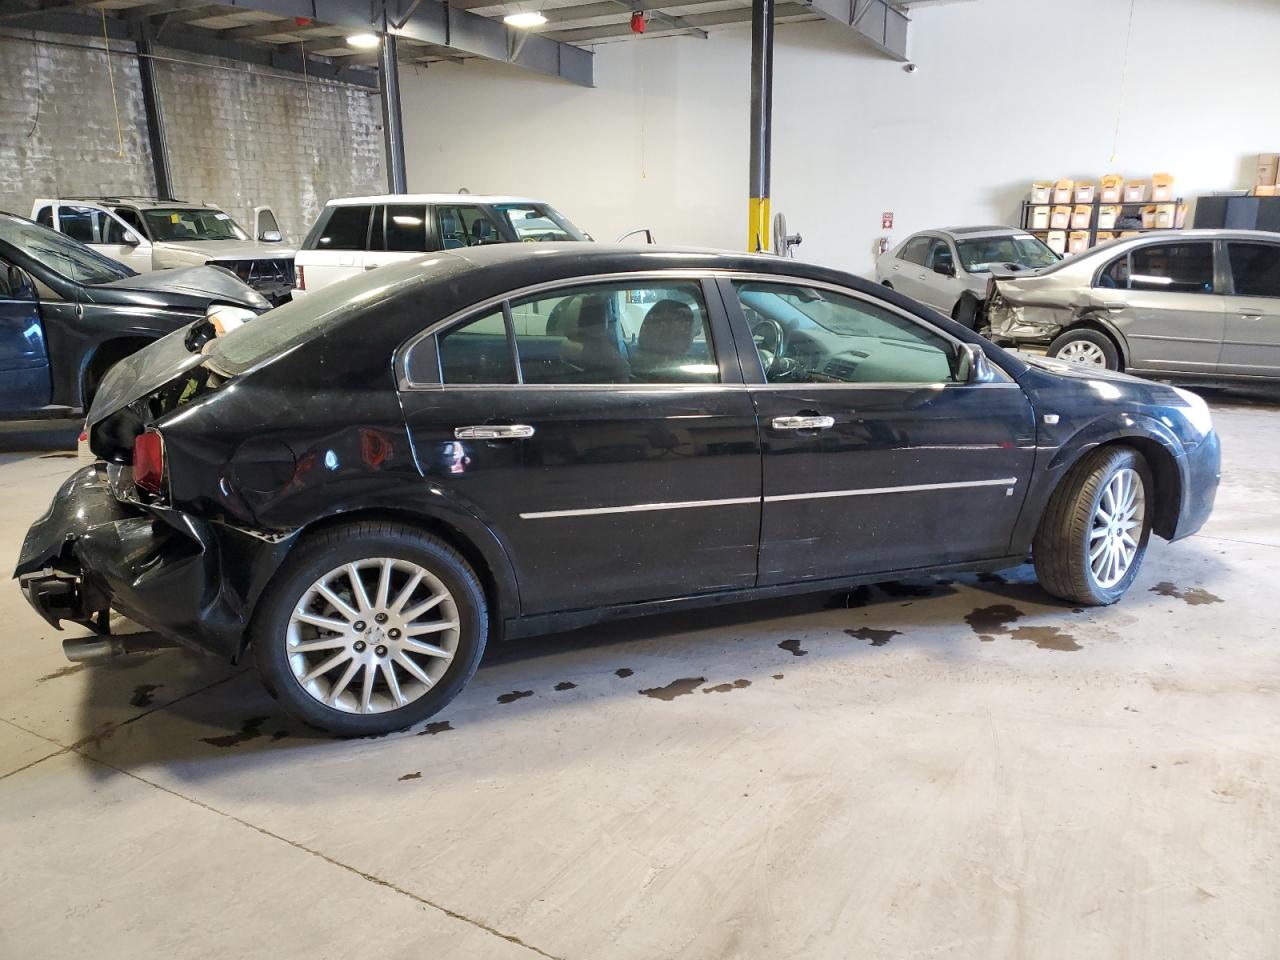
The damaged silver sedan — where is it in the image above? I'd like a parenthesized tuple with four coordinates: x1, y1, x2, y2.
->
(986, 229, 1280, 380)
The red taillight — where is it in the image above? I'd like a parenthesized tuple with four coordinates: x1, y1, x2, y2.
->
(295, 264, 305, 291)
(133, 430, 165, 495)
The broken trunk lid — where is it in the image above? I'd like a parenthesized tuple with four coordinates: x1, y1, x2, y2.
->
(86, 323, 211, 428)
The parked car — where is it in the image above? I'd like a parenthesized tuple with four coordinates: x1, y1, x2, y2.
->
(987, 229, 1280, 377)
(0, 211, 269, 418)
(16, 244, 1219, 736)
(32, 197, 295, 305)
(877, 227, 1060, 328)
(293, 194, 588, 295)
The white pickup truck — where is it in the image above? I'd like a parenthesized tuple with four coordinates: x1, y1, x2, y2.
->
(32, 196, 296, 305)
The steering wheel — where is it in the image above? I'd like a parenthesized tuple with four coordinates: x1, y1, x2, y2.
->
(750, 317, 802, 380)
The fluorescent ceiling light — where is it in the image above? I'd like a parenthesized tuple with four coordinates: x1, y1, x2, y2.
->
(503, 10, 547, 27)
(346, 32, 380, 48)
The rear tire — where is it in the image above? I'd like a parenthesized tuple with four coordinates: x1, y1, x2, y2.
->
(1033, 446, 1153, 606)
(251, 520, 488, 736)
(1047, 328, 1121, 370)
(951, 294, 979, 330)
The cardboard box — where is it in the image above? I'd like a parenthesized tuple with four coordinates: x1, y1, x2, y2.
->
(1256, 184, 1279, 197)
(1053, 179, 1075, 204)
(1050, 205, 1072, 229)
(1256, 154, 1279, 188)
(1141, 205, 1158, 229)
(1124, 180, 1149, 203)
(1075, 182, 1097, 203)
(1046, 230, 1067, 255)
(1095, 231, 1117, 245)
(1030, 206, 1051, 229)
(1097, 205, 1120, 230)
(1067, 231, 1090, 254)
(1153, 204, 1176, 229)
(1071, 204, 1093, 229)
(1100, 174, 1125, 203)
(1031, 181, 1053, 204)
(1151, 172, 1175, 202)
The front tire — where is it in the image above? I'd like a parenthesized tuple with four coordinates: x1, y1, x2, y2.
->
(1033, 447, 1153, 606)
(251, 521, 488, 736)
(951, 294, 979, 330)
(1047, 328, 1121, 370)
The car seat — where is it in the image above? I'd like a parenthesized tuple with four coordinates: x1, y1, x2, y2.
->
(632, 300, 699, 382)
(558, 295, 630, 382)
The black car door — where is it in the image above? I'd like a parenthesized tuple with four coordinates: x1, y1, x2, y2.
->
(397, 275, 761, 615)
(0, 258, 51, 412)
(722, 277, 1036, 585)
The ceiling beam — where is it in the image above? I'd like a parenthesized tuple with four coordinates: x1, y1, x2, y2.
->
(541, 0, 725, 24)
(546, 2, 810, 42)
(801, 0, 908, 59)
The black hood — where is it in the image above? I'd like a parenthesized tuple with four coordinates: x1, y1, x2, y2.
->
(86, 265, 268, 311)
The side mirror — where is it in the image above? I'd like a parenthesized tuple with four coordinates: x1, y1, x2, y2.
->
(122, 231, 140, 246)
(0, 265, 36, 300)
(958, 342, 993, 383)
(259, 230, 283, 243)
(933, 260, 956, 277)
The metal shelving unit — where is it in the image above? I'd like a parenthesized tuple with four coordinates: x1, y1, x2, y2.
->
(1019, 197, 1184, 249)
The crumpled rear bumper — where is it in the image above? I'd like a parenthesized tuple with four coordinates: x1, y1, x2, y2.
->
(15, 465, 296, 660)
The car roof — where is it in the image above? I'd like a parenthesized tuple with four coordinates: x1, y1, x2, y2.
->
(34, 196, 218, 210)
(325, 194, 547, 206)
(939, 226, 1028, 239)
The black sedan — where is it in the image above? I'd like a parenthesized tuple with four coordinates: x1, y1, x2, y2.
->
(0, 211, 268, 417)
(15, 244, 1220, 735)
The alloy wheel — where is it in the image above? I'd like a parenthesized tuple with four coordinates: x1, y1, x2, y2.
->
(1089, 467, 1145, 589)
(286, 558, 459, 714)
(1057, 340, 1108, 366)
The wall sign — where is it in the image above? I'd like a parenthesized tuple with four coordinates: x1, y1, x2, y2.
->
(881, 211, 894, 229)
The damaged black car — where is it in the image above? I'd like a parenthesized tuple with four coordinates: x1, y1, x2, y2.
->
(16, 244, 1221, 735)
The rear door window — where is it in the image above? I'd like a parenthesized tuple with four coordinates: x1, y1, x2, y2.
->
(315, 205, 371, 250)
(1129, 242, 1215, 294)
(58, 205, 103, 243)
(1228, 242, 1280, 298)
(385, 204, 429, 252)
(900, 237, 930, 265)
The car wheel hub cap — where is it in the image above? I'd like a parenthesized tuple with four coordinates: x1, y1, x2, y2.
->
(1059, 341, 1107, 366)
(286, 558, 459, 714)
(1089, 467, 1145, 589)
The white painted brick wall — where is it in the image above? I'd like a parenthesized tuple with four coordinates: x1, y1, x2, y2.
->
(0, 32, 385, 243)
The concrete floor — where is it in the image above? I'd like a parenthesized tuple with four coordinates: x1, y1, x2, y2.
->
(0, 401, 1276, 960)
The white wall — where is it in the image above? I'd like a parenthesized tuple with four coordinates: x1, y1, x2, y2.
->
(401, 0, 1280, 276)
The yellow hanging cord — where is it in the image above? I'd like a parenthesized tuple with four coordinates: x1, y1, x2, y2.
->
(101, 9, 126, 158)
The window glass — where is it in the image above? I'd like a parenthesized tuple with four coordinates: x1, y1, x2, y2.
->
(437, 206, 503, 249)
(103, 215, 132, 244)
(385, 204, 428, 252)
(367, 205, 386, 252)
(315, 205, 371, 250)
(1098, 254, 1130, 289)
(141, 208, 249, 242)
(955, 234, 1058, 272)
(1129, 242, 1214, 293)
(508, 281, 715, 384)
(437, 310, 516, 384)
(492, 204, 584, 243)
(1228, 242, 1280, 298)
(256, 208, 280, 236)
(734, 282, 960, 384)
(926, 239, 954, 271)
(58, 206, 100, 243)
(35, 206, 53, 228)
(113, 208, 146, 236)
(900, 237, 930, 265)
(0, 212, 133, 285)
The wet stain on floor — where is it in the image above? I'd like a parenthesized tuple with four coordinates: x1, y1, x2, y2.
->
(639, 677, 705, 701)
(202, 716, 267, 748)
(845, 626, 902, 647)
(554, 681, 577, 691)
(614, 668, 634, 678)
(399, 771, 422, 781)
(772, 673, 784, 680)
(704, 679, 751, 694)
(496, 690, 534, 705)
(39, 452, 77, 459)
(1010, 625, 1082, 652)
(36, 663, 87, 683)
(965, 604, 1026, 637)
(1151, 582, 1224, 606)
(778, 638, 808, 657)
(418, 720, 453, 736)
(129, 683, 162, 708)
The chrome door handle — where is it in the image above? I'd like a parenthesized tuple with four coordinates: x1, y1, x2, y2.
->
(454, 424, 535, 440)
(1240, 309, 1263, 319)
(771, 415, 835, 431)
(363, 263, 378, 271)
(1103, 301, 1127, 311)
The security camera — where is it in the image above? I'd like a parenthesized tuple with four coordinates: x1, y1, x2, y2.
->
(903, 62, 917, 73)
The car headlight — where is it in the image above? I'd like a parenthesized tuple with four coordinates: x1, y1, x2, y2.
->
(206, 303, 257, 335)
(1172, 386, 1213, 437)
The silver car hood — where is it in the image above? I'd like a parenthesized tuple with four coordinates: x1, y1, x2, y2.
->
(154, 240, 296, 260)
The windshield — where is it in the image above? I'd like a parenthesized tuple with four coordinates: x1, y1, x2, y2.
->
(0, 213, 134, 285)
(143, 208, 249, 242)
(955, 234, 1059, 273)
(492, 204, 587, 242)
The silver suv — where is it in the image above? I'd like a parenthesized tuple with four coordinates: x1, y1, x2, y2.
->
(876, 226, 1060, 328)
(32, 197, 295, 305)
(988, 229, 1280, 379)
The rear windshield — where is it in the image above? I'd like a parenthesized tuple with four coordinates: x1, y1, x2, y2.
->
(207, 255, 460, 376)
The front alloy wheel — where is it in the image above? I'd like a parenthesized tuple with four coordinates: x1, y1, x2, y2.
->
(252, 521, 487, 735)
(1087, 467, 1145, 589)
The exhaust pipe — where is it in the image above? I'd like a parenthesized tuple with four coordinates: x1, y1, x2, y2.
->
(62, 633, 176, 662)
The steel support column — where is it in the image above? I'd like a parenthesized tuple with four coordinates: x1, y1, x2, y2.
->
(747, 0, 773, 252)
(379, 32, 407, 194)
(134, 30, 174, 200)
